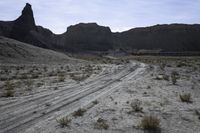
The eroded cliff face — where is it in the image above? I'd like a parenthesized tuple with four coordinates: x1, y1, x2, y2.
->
(0, 4, 114, 52)
(10, 3, 36, 40)
(62, 23, 113, 52)
(118, 24, 200, 52)
(0, 3, 200, 53)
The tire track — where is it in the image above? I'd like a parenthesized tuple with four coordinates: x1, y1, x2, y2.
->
(0, 65, 123, 112)
(0, 63, 142, 133)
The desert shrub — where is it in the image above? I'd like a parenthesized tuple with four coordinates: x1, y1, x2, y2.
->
(195, 110, 200, 116)
(179, 93, 192, 103)
(58, 74, 65, 82)
(128, 99, 143, 114)
(43, 66, 47, 72)
(140, 115, 160, 132)
(4, 90, 14, 97)
(3, 80, 15, 97)
(163, 75, 169, 81)
(193, 66, 198, 71)
(26, 79, 33, 86)
(171, 71, 179, 85)
(56, 117, 71, 128)
(48, 72, 55, 77)
(155, 76, 163, 80)
(70, 74, 88, 82)
(166, 64, 172, 67)
(160, 63, 166, 71)
(0, 76, 8, 81)
(31, 74, 39, 79)
(171, 75, 177, 85)
(26, 79, 33, 90)
(3, 69, 9, 74)
(147, 86, 151, 89)
(45, 103, 51, 107)
(177, 62, 187, 67)
(194, 110, 200, 119)
(19, 73, 28, 79)
(36, 82, 43, 87)
(92, 100, 99, 105)
(5, 80, 14, 90)
(94, 118, 109, 130)
(172, 71, 179, 76)
(73, 108, 86, 117)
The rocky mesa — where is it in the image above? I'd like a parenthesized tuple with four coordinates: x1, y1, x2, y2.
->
(0, 3, 200, 53)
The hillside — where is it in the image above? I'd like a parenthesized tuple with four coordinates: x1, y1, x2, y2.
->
(0, 36, 78, 64)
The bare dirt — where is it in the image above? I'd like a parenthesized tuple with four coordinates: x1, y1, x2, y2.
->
(0, 54, 200, 133)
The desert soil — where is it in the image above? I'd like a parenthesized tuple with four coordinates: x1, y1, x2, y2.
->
(0, 57, 200, 133)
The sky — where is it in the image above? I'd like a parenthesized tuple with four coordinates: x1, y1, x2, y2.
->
(0, 0, 199, 34)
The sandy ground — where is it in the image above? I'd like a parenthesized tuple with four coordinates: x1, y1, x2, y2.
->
(0, 57, 200, 133)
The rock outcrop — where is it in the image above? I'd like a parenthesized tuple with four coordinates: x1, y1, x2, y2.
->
(10, 3, 36, 41)
(0, 3, 200, 53)
(118, 24, 200, 52)
(0, 3, 57, 49)
(62, 23, 113, 52)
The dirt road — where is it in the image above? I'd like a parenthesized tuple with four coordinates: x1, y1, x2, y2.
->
(0, 62, 146, 133)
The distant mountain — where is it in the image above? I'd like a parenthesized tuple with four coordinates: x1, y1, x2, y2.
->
(63, 23, 113, 52)
(117, 24, 200, 52)
(0, 3, 200, 53)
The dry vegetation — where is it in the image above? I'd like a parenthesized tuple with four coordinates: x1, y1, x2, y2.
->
(140, 115, 161, 132)
(62, 56, 199, 132)
(0, 63, 102, 97)
(56, 117, 71, 128)
(127, 99, 143, 114)
(73, 108, 87, 117)
(0, 55, 200, 133)
(94, 118, 109, 130)
(179, 93, 192, 103)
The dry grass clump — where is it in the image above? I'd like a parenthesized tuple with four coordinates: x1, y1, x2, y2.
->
(92, 100, 99, 105)
(179, 93, 192, 103)
(56, 117, 71, 128)
(177, 62, 187, 67)
(159, 63, 166, 71)
(171, 71, 179, 85)
(36, 82, 43, 87)
(26, 79, 33, 87)
(3, 81, 15, 97)
(19, 73, 28, 79)
(5, 80, 14, 90)
(43, 66, 47, 72)
(25, 79, 33, 91)
(163, 75, 169, 81)
(48, 71, 56, 77)
(194, 110, 200, 120)
(4, 90, 15, 97)
(128, 99, 143, 114)
(73, 108, 86, 117)
(31, 74, 39, 79)
(70, 74, 89, 82)
(195, 110, 200, 116)
(58, 73, 65, 82)
(140, 115, 161, 132)
(94, 118, 109, 130)
(155, 76, 163, 80)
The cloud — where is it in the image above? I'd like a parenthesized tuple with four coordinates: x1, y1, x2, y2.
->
(0, 0, 199, 33)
